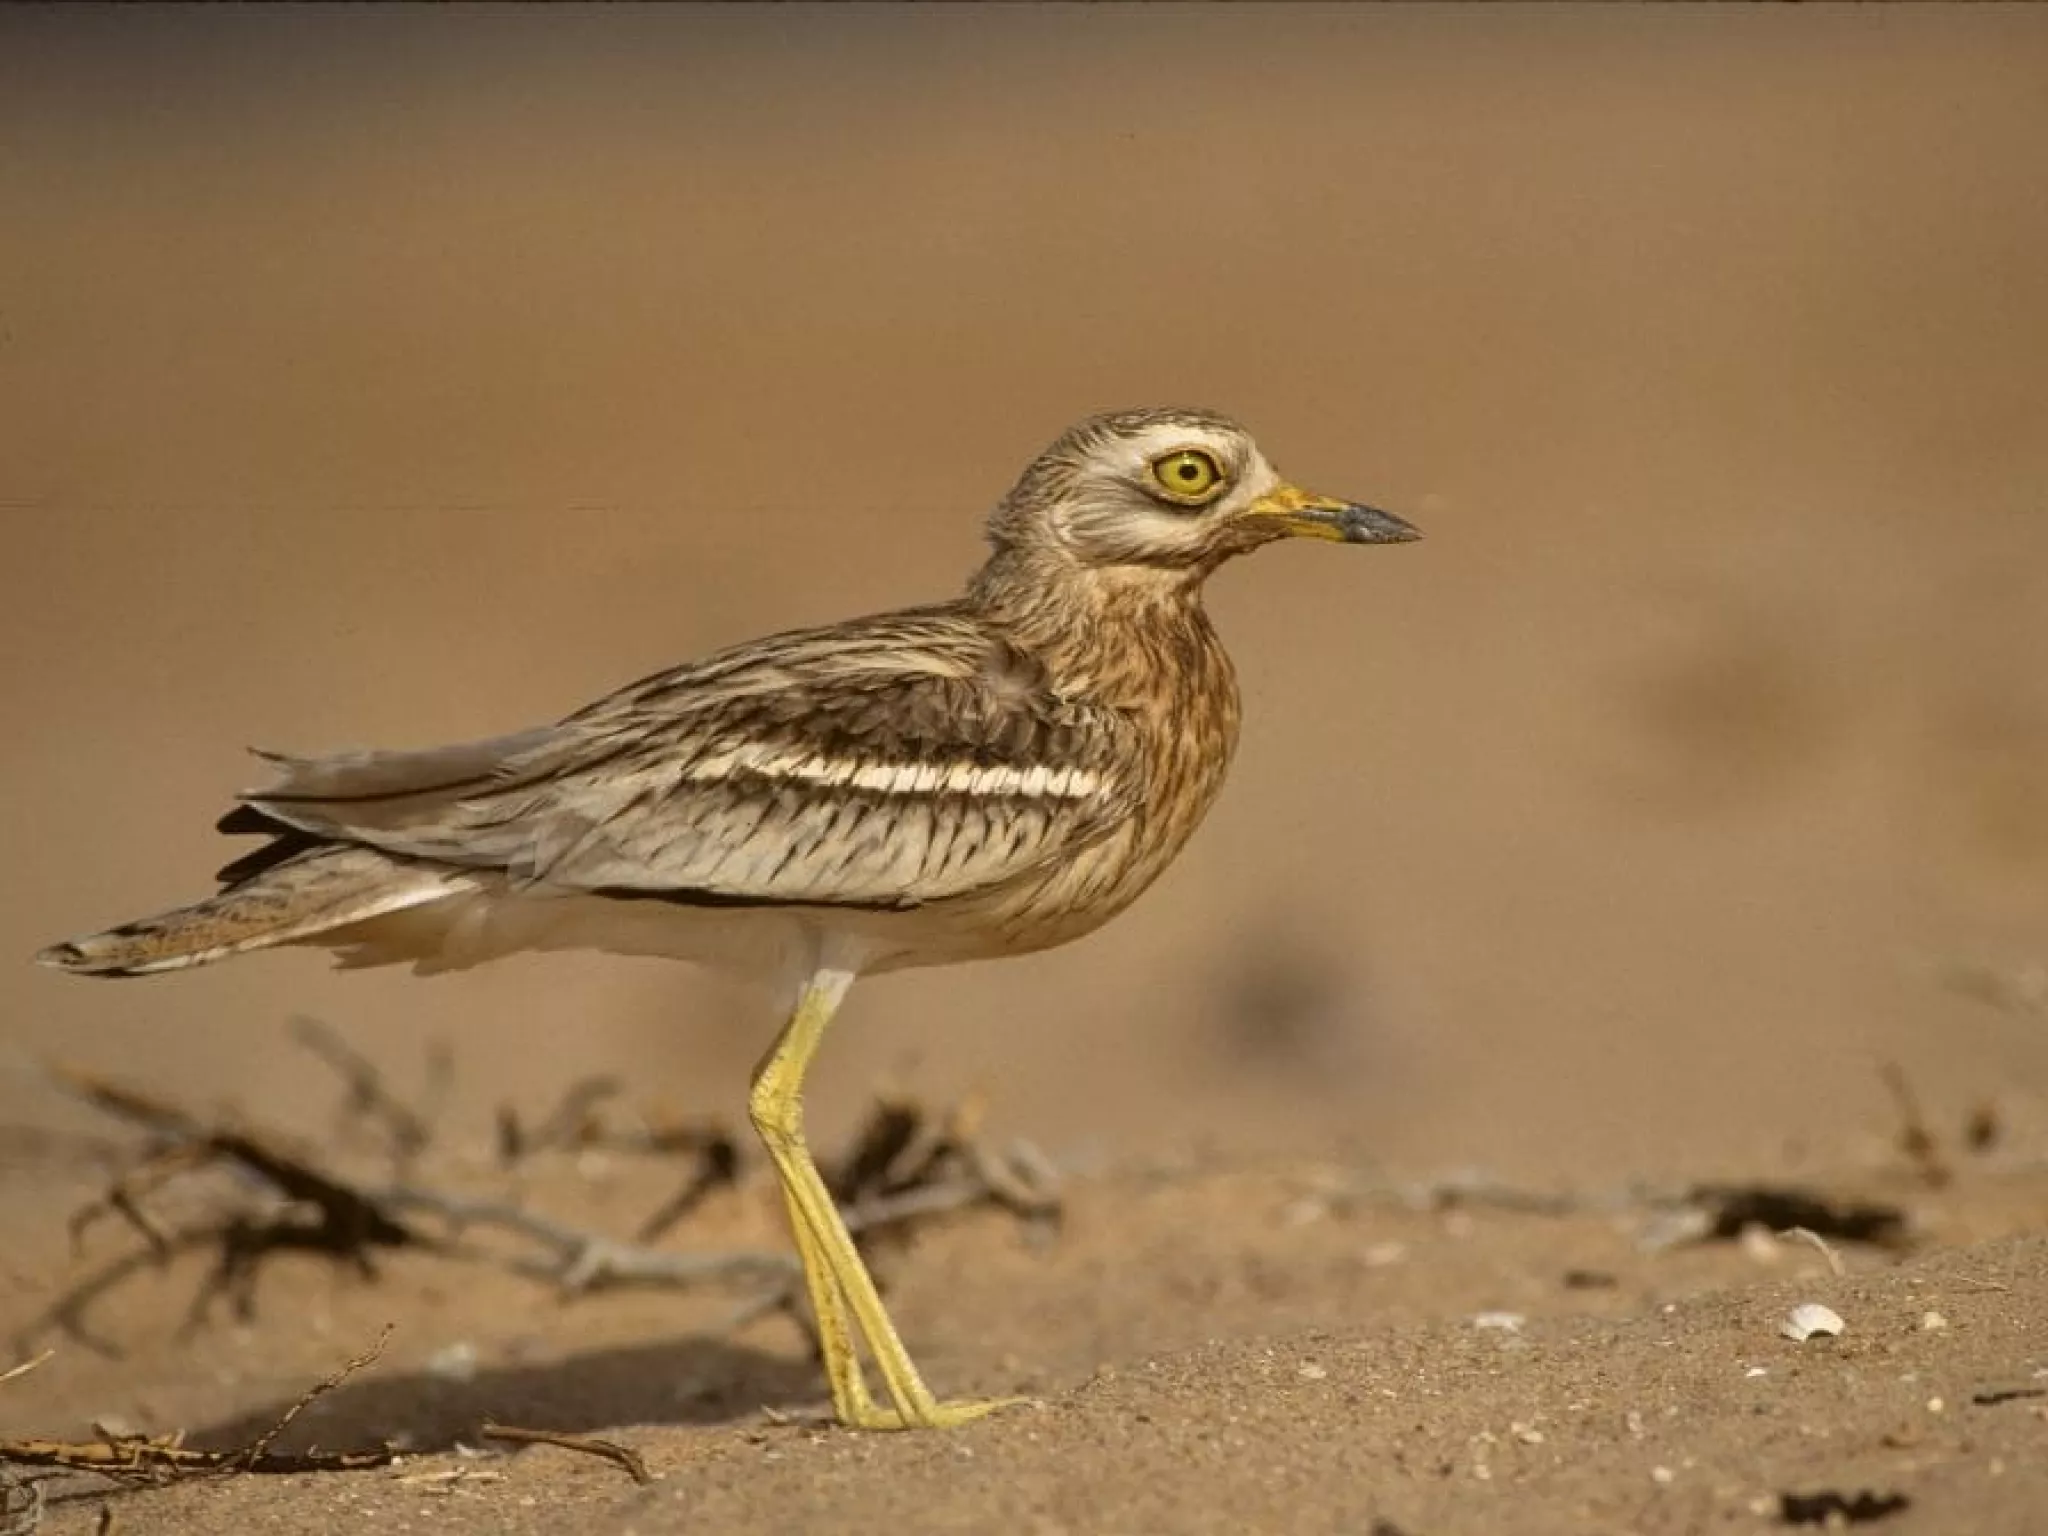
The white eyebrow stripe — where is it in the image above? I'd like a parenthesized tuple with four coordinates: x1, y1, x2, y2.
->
(683, 748, 1100, 800)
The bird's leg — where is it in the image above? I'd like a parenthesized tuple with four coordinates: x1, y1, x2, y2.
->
(748, 966, 1026, 1430)
(748, 968, 906, 1427)
(769, 1180, 884, 1425)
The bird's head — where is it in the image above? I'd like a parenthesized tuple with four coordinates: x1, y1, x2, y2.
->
(984, 408, 1419, 579)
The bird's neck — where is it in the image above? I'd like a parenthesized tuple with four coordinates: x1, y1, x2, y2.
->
(967, 547, 1234, 713)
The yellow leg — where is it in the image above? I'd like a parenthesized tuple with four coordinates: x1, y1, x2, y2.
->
(768, 1179, 887, 1426)
(748, 966, 1027, 1430)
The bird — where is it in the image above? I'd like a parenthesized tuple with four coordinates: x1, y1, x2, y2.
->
(37, 406, 1419, 1430)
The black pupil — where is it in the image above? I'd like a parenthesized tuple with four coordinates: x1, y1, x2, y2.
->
(1176, 460, 1201, 480)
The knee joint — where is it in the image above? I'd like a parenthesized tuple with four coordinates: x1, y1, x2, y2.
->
(748, 1079, 803, 1148)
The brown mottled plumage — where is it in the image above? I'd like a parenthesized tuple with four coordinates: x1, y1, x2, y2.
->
(38, 406, 1418, 1428)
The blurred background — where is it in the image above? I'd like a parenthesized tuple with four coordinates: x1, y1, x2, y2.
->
(4, 5, 2045, 1182)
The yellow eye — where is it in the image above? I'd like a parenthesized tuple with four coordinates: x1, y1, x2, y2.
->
(1149, 449, 1225, 502)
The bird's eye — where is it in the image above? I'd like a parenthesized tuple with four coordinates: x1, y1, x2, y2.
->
(1149, 449, 1226, 503)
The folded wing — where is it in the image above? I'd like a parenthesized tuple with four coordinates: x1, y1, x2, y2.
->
(230, 610, 1143, 910)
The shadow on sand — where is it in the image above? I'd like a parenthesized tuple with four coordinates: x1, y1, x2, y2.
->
(186, 1332, 824, 1457)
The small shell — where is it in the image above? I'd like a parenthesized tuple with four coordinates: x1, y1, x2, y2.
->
(1779, 1302, 1846, 1342)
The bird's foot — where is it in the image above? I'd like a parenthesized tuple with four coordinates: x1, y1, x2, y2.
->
(839, 1394, 1036, 1432)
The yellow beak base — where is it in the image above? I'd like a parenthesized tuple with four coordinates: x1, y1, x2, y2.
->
(1246, 484, 1421, 544)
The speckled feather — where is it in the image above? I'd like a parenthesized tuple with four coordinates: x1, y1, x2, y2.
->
(238, 611, 1157, 909)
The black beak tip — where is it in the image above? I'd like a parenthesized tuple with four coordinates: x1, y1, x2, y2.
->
(1345, 504, 1422, 544)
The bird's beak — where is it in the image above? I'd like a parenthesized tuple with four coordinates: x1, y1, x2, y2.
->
(1245, 483, 1421, 545)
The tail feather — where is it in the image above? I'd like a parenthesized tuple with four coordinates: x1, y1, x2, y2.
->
(36, 847, 459, 978)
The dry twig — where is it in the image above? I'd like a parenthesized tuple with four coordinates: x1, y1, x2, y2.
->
(376, 1184, 792, 1294)
(51, 1065, 417, 1260)
(496, 1075, 628, 1163)
(26, 1052, 1061, 1366)
(1782, 1226, 1847, 1278)
(27, 1066, 424, 1352)
(830, 1091, 1063, 1254)
(289, 1016, 447, 1169)
(1877, 1060, 1952, 1188)
(0, 1356, 52, 1392)
(478, 1421, 650, 1484)
(0, 1331, 396, 1486)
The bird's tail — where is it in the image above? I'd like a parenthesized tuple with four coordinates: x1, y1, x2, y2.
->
(36, 846, 457, 979)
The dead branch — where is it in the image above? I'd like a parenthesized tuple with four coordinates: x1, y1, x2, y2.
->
(496, 1075, 626, 1163)
(28, 1057, 1062, 1367)
(27, 1067, 426, 1352)
(828, 1092, 1062, 1256)
(494, 1073, 746, 1248)
(1877, 1060, 1952, 1188)
(828, 1094, 926, 1206)
(632, 1130, 742, 1242)
(237, 1326, 391, 1470)
(49, 1065, 417, 1256)
(0, 1355, 52, 1391)
(478, 1421, 649, 1484)
(374, 1184, 793, 1293)
(0, 1332, 395, 1486)
(0, 1429, 393, 1484)
(289, 1016, 447, 1169)
(495, 1075, 744, 1241)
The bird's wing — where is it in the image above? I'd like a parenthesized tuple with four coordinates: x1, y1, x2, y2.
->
(231, 610, 1145, 909)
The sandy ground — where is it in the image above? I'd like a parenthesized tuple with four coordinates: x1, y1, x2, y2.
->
(3, 1126, 2047, 1535)
(3, 6, 2047, 1533)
